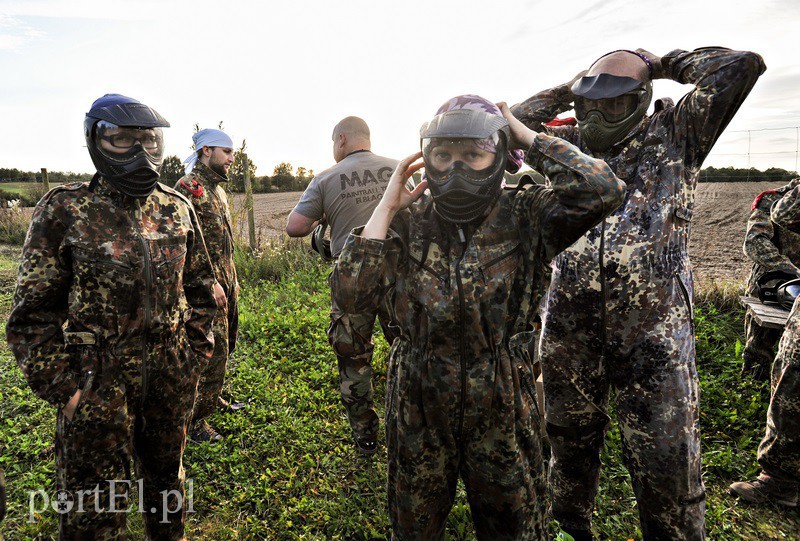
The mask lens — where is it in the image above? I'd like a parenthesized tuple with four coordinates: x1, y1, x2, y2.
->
(785, 283, 800, 300)
(575, 92, 640, 123)
(96, 121, 164, 160)
(422, 137, 498, 179)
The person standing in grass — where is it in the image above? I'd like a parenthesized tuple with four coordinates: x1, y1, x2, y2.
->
(741, 179, 800, 381)
(512, 47, 765, 540)
(329, 94, 626, 539)
(730, 183, 800, 508)
(286, 116, 399, 455)
(177, 128, 243, 444)
(7, 94, 217, 540)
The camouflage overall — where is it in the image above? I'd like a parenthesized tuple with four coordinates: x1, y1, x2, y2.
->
(742, 179, 800, 375)
(752, 185, 800, 483)
(512, 47, 765, 539)
(329, 133, 626, 540)
(7, 179, 217, 540)
(175, 161, 239, 422)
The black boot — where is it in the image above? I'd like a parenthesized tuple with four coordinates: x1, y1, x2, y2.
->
(562, 527, 594, 541)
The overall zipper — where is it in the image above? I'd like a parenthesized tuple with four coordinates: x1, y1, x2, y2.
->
(455, 228, 469, 442)
(132, 201, 153, 430)
(599, 220, 608, 357)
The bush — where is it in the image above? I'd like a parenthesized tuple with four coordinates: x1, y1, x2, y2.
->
(0, 200, 30, 245)
(234, 237, 330, 286)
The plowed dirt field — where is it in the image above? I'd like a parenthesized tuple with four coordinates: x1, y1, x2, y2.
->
(232, 181, 783, 284)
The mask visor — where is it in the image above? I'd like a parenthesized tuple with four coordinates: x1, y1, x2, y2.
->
(95, 121, 164, 162)
(422, 137, 503, 184)
(575, 92, 643, 123)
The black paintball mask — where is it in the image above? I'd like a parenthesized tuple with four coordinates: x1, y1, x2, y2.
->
(84, 94, 170, 199)
(311, 222, 333, 261)
(757, 270, 800, 308)
(572, 73, 652, 153)
(420, 109, 510, 224)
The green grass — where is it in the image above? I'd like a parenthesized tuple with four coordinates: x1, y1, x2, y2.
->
(0, 183, 60, 197)
(0, 245, 798, 539)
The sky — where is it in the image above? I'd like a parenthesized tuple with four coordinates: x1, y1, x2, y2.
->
(2, 0, 800, 176)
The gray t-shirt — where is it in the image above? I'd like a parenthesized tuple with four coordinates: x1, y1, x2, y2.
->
(293, 150, 398, 257)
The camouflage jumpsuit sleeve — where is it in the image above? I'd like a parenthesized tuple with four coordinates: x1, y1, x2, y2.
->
(7, 198, 78, 409)
(181, 205, 217, 364)
(660, 48, 766, 169)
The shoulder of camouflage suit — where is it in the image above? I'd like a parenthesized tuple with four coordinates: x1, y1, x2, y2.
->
(38, 181, 88, 203)
(751, 178, 800, 213)
(175, 172, 205, 199)
(771, 179, 800, 233)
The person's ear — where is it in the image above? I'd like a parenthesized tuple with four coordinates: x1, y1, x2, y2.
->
(203, 146, 213, 157)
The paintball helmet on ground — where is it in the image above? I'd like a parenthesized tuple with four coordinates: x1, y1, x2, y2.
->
(572, 51, 653, 153)
(85, 94, 170, 198)
(311, 222, 333, 261)
(757, 269, 800, 308)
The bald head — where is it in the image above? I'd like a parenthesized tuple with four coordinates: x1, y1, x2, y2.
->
(332, 116, 371, 162)
(588, 51, 650, 83)
(334, 116, 370, 140)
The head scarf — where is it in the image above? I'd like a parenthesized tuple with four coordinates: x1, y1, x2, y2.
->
(183, 129, 234, 174)
(434, 94, 524, 173)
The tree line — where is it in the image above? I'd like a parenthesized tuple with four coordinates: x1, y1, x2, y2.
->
(2, 165, 799, 191)
(0, 168, 92, 183)
(159, 150, 315, 194)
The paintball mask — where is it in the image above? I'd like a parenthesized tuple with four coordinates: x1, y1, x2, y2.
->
(777, 278, 800, 311)
(420, 109, 510, 224)
(572, 73, 652, 153)
(85, 94, 170, 199)
(757, 269, 800, 308)
(311, 222, 333, 261)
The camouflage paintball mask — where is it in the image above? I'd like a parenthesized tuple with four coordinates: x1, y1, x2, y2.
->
(573, 70, 652, 153)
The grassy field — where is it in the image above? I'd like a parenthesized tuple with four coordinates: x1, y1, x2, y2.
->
(0, 183, 57, 198)
(0, 241, 798, 540)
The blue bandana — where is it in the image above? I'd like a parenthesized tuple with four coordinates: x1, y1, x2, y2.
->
(183, 129, 235, 174)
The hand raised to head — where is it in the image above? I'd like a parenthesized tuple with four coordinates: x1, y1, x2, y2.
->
(497, 102, 537, 151)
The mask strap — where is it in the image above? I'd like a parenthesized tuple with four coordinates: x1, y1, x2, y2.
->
(88, 172, 101, 193)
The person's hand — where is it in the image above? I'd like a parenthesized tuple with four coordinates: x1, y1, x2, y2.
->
(377, 151, 427, 215)
(497, 102, 537, 151)
(62, 389, 82, 422)
(213, 281, 227, 309)
(634, 48, 663, 79)
(361, 152, 427, 240)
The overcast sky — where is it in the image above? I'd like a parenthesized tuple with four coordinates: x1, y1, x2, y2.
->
(2, 0, 799, 176)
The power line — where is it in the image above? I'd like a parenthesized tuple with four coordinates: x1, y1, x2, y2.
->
(727, 126, 800, 133)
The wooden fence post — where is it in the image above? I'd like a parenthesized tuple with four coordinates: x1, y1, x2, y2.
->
(41, 168, 49, 192)
(243, 155, 256, 250)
